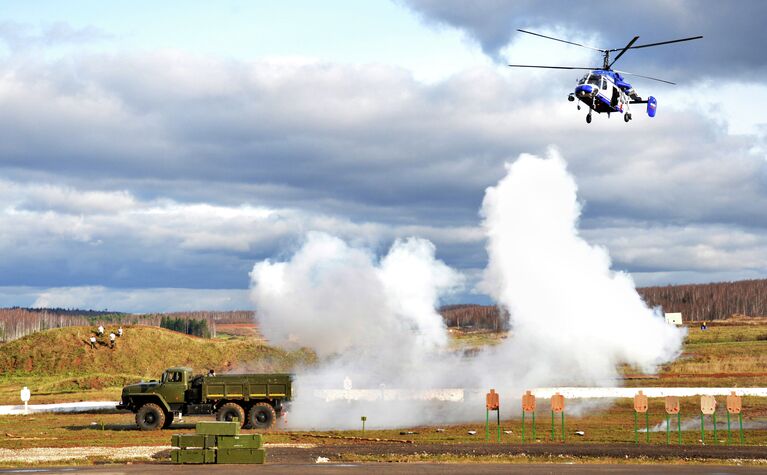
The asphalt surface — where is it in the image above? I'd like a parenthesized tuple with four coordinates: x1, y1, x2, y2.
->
(265, 442, 767, 464)
(2, 463, 765, 474)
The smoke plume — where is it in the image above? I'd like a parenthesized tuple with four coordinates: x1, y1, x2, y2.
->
(476, 151, 686, 388)
(250, 232, 462, 382)
(249, 151, 685, 429)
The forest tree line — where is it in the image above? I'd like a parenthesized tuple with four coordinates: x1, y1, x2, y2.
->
(0, 308, 254, 342)
(3, 279, 766, 341)
(439, 279, 767, 329)
(637, 279, 767, 322)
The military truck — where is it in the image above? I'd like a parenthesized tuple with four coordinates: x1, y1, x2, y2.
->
(117, 367, 293, 431)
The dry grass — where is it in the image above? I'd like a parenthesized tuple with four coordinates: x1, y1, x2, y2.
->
(447, 329, 507, 352)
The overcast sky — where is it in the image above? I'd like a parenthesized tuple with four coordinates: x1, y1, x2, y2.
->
(1, 1, 765, 312)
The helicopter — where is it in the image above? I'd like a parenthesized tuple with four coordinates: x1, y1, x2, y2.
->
(508, 29, 702, 123)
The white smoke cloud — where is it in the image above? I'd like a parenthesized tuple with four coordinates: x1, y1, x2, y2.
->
(248, 152, 686, 429)
(477, 151, 685, 390)
(249, 232, 462, 367)
(249, 232, 464, 428)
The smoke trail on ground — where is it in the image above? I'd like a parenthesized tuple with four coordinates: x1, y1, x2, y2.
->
(249, 152, 686, 429)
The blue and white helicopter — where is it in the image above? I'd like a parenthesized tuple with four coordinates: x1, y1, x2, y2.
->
(509, 29, 702, 123)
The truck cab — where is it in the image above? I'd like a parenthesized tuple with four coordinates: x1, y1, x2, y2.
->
(159, 367, 190, 404)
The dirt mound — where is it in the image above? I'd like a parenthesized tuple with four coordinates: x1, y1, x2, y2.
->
(0, 325, 314, 377)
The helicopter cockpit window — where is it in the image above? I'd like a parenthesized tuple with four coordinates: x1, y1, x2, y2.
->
(586, 74, 601, 86)
(577, 75, 588, 85)
(601, 77, 608, 90)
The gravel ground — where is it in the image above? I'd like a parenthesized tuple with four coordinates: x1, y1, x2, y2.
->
(0, 443, 314, 464)
(0, 445, 169, 463)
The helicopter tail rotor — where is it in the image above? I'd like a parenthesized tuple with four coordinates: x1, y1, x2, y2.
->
(647, 96, 657, 117)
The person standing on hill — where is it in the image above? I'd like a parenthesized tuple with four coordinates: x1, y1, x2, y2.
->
(97, 325, 104, 336)
(117, 326, 123, 337)
(109, 332, 116, 349)
(89, 335, 97, 349)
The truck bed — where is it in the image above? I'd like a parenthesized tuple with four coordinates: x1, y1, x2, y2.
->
(202, 373, 292, 401)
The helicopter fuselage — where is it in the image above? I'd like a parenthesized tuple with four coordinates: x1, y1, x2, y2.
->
(572, 70, 630, 115)
(567, 70, 654, 123)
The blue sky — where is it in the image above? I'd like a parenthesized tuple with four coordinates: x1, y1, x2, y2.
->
(1, 1, 766, 312)
(2, 1, 485, 81)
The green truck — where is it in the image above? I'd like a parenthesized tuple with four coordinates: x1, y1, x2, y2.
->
(117, 367, 293, 431)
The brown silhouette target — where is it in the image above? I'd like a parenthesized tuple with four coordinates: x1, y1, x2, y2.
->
(486, 389, 500, 411)
(665, 396, 680, 415)
(551, 393, 565, 414)
(700, 395, 717, 415)
(522, 390, 536, 413)
(633, 391, 649, 413)
(726, 392, 742, 414)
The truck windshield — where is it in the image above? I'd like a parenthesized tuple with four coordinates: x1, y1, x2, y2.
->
(163, 372, 182, 383)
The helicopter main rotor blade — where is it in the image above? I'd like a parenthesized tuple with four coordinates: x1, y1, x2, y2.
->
(508, 64, 597, 70)
(607, 35, 703, 52)
(608, 36, 639, 68)
(516, 29, 604, 52)
(625, 35, 703, 50)
(614, 70, 676, 85)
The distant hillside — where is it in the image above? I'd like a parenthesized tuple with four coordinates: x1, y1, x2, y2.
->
(0, 325, 315, 377)
(440, 279, 767, 328)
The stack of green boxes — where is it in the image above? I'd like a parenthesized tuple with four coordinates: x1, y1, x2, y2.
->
(171, 421, 266, 464)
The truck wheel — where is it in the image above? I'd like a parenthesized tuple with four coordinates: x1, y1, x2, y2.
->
(162, 412, 174, 429)
(248, 402, 276, 430)
(135, 403, 166, 431)
(217, 402, 245, 427)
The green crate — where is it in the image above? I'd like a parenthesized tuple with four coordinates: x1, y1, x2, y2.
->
(216, 434, 263, 449)
(196, 421, 240, 436)
(170, 448, 216, 464)
(216, 447, 266, 464)
(172, 434, 217, 448)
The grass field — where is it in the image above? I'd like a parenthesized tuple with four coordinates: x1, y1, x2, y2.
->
(0, 318, 765, 465)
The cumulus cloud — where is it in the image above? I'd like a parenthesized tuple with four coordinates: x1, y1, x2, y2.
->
(29, 286, 250, 313)
(0, 179, 481, 291)
(0, 30, 766, 306)
(398, 0, 767, 78)
(0, 21, 111, 52)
